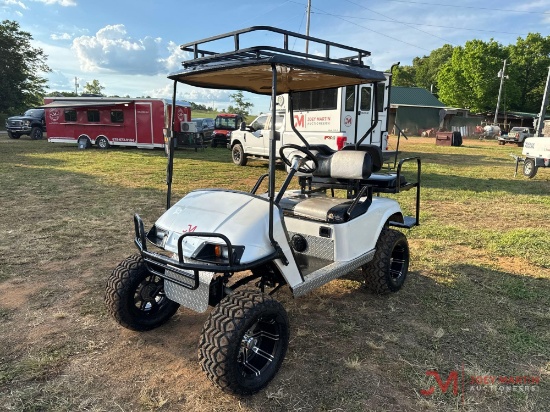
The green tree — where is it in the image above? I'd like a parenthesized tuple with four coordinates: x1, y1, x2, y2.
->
(392, 65, 416, 87)
(46, 91, 78, 97)
(83, 79, 105, 96)
(506, 33, 550, 113)
(414, 44, 454, 92)
(0, 20, 50, 113)
(227, 91, 253, 117)
(438, 39, 507, 113)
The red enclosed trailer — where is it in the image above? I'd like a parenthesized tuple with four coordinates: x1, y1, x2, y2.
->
(43, 97, 192, 149)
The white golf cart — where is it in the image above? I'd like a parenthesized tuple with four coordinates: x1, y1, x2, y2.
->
(105, 26, 421, 395)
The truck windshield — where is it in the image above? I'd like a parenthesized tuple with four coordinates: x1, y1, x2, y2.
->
(215, 116, 238, 130)
(24, 109, 43, 117)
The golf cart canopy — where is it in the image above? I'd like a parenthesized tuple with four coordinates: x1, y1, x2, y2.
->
(168, 26, 386, 94)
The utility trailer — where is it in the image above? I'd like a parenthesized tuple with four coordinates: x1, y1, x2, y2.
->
(514, 137, 550, 178)
(105, 26, 421, 395)
(43, 97, 192, 150)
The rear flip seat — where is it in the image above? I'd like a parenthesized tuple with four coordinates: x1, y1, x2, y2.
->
(280, 149, 373, 223)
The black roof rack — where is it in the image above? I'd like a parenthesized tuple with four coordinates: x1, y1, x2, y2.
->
(168, 26, 386, 95)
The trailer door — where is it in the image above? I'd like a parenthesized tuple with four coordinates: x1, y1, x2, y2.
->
(356, 85, 374, 145)
(356, 84, 384, 147)
(135, 102, 154, 145)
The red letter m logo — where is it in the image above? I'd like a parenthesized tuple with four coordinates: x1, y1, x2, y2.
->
(420, 370, 459, 396)
(294, 114, 305, 128)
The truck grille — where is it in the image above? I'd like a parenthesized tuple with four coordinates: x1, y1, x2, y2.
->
(8, 120, 22, 127)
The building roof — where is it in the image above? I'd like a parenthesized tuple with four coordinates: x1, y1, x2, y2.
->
(390, 86, 445, 108)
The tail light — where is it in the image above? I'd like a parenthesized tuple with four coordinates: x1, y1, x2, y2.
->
(336, 136, 347, 150)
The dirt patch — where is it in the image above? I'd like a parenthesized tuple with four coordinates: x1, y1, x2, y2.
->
(0, 136, 548, 411)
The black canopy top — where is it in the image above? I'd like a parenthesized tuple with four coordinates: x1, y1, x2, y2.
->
(168, 26, 386, 95)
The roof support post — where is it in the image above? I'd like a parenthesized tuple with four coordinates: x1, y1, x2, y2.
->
(166, 80, 177, 210)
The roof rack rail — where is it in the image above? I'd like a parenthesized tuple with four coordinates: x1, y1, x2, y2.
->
(178, 26, 372, 69)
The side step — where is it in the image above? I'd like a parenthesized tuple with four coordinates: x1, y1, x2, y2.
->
(292, 249, 375, 298)
(390, 216, 418, 229)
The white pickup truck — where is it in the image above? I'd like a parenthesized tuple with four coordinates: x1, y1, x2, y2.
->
(229, 111, 347, 165)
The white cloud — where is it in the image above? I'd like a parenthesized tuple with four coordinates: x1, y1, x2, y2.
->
(50, 32, 72, 41)
(33, 0, 76, 6)
(71, 24, 183, 76)
(3, 0, 27, 9)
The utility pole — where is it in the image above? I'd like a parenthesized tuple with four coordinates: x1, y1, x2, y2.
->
(74, 76, 79, 96)
(494, 59, 508, 125)
(535, 66, 550, 137)
(305, 0, 311, 54)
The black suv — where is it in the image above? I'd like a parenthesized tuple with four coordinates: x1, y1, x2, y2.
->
(5, 108, 46, 140)
(192, 117, 215, 144)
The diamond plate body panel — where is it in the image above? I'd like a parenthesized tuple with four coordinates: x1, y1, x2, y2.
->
(288, 231, 334, 260)
(164, 270, 213, 313)
(292, 249, 375, 297)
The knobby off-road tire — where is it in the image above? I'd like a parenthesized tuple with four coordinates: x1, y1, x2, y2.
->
(105, 254, 179, 331)
(7, 131, 20, 139)
(199, 290, 289, 395)
(363, 228, 410, 294)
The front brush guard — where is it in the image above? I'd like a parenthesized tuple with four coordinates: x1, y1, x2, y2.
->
(133, 214, 280, 290)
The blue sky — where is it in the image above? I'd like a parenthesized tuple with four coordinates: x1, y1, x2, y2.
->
(2, 0, 550, 114)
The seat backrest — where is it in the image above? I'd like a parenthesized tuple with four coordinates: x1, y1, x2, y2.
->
(342, 144, 383, 172)
(314, 150, 372, 180)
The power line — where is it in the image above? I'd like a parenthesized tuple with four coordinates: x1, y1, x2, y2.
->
(311, 11, 530, 37)
(343, 0, 457, 45)
(287, 0, 431, 51)
(385, 0, 550, 15)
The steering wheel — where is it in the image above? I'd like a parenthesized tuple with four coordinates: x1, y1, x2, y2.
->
(279, 144, 318, 174)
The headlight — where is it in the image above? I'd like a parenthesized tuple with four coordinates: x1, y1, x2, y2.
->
(24, 120, 31, 127)
(193, 242, 245, 265)
(227, 131, 231, 137)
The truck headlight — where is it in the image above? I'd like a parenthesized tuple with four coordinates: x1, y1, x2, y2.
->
(24, 120, 31, 127)
(193, 242, 245, 265)
(226, 131, 231, 137)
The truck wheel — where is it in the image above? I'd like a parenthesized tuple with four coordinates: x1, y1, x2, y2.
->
(523, 158, 538, 178)
(232, 143, 248, 166)
(199, 290, 289, 395)
(517, 141, 524, 147)
(105, 254, 179, 331)
(498, 140, 505, 145)
(7, 131, 20, 139)
(211, 139, 218, 148)
(30, 127, 43, 140)
(96, 136, 110, 149)
(363, 228, 409, 294)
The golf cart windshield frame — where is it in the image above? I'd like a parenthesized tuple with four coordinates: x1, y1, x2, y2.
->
(165, 26, 387, 266)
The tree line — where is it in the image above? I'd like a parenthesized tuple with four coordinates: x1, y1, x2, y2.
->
(5, 18, 547, 117)
(391, 33, 550, 114)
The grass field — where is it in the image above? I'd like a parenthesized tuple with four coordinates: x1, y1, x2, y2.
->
(0, 134, 548, 411)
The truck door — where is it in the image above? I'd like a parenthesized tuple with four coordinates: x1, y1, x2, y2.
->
(246, 114, 269, 155)
(135, 102, 153, 145)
